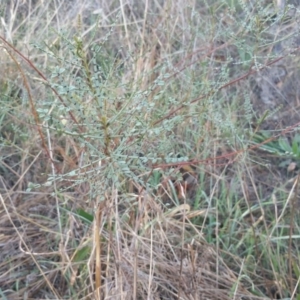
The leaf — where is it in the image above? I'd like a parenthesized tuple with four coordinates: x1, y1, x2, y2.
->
(278, 138, 291, 153)
(292, 138, 300, 157)
(73, 245, 91, 262)
(76, 208, 94, 223)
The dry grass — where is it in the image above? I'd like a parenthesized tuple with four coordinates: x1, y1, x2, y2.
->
(0, 188, 260, 299)
(1, 0, 300, 299)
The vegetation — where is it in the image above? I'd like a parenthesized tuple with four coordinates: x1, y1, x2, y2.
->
(1, 0, 300, 299)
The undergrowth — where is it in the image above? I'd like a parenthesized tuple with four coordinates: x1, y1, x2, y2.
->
(1, 0, 300, 299)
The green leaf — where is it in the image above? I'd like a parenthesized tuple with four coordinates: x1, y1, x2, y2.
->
(76, 208, 94, 223)
(292, 138, 300, 157)
(278, 138, 291, 153)
(73, 245, 91, 262)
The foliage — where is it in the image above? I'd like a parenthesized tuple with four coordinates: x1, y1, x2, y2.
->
(1, 0, 300, 299)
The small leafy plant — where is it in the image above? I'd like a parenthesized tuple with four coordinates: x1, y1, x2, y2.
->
(253, 132, 300, 159)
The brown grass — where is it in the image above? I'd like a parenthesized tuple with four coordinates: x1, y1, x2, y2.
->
(1, 0, 300, 299)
